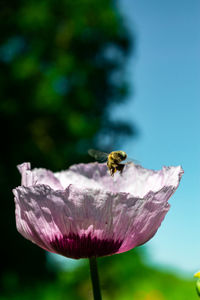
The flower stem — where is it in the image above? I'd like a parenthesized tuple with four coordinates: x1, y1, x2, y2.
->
(89, 257, 102, 300)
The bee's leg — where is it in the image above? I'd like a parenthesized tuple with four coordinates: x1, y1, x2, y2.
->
(116, 164, 125, 174)
(110, 167, 116, 177)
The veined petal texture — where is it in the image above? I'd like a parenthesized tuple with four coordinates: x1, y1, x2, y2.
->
(13, 162, 183, 259)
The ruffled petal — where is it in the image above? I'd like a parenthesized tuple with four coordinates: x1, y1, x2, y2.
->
(114, 163, 184, 197)
(14, 162, 183, 259)
(13, 184, 124, 258)
(116, 187, 171, 253)
(54, 163, 111, 191)
(31, 168, 63, 190)
(17, 163, 63, 190)
(55, 163, 183, 197)
(17, 163, 36, 187)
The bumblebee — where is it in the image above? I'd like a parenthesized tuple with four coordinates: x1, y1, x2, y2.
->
(88, 149, 128, 176)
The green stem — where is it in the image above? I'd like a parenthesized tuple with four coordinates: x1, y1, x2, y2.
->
(89, 257, 102, 300)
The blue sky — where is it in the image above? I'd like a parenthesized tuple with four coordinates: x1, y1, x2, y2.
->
(114, 0, 200, 276)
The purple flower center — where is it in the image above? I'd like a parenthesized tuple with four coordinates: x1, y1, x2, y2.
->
(50, 233, 122, 259)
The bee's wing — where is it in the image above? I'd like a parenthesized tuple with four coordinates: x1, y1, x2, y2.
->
(125, 158, 140, 165)
(88, 149, 108, 162)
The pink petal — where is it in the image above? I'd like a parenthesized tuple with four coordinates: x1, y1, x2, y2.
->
(13, 184, 123, 258)
(54, 163, 110, 191)
(55, 162, 183, 197)
(17, 163, 35, 187)
(13, 162, 183, 259)
(17, 163, 63, 190)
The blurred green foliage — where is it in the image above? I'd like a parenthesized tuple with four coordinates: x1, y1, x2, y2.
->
(0, 249, 197, 300)
(0, 0, 135, 284)
(0, 0, 133, 169)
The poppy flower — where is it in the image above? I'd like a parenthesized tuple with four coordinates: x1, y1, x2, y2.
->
(13, 162, 183, 259)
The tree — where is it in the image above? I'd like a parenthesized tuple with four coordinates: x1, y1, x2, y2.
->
(0, 0, 135, 282)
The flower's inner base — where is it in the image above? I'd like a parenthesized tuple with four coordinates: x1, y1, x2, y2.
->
(50, 233, 122, 259)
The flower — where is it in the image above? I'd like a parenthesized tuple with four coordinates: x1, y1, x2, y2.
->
(194, 271, 200, 296)
(13, 162, 183, 259)
(195, 272, 200, 279)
